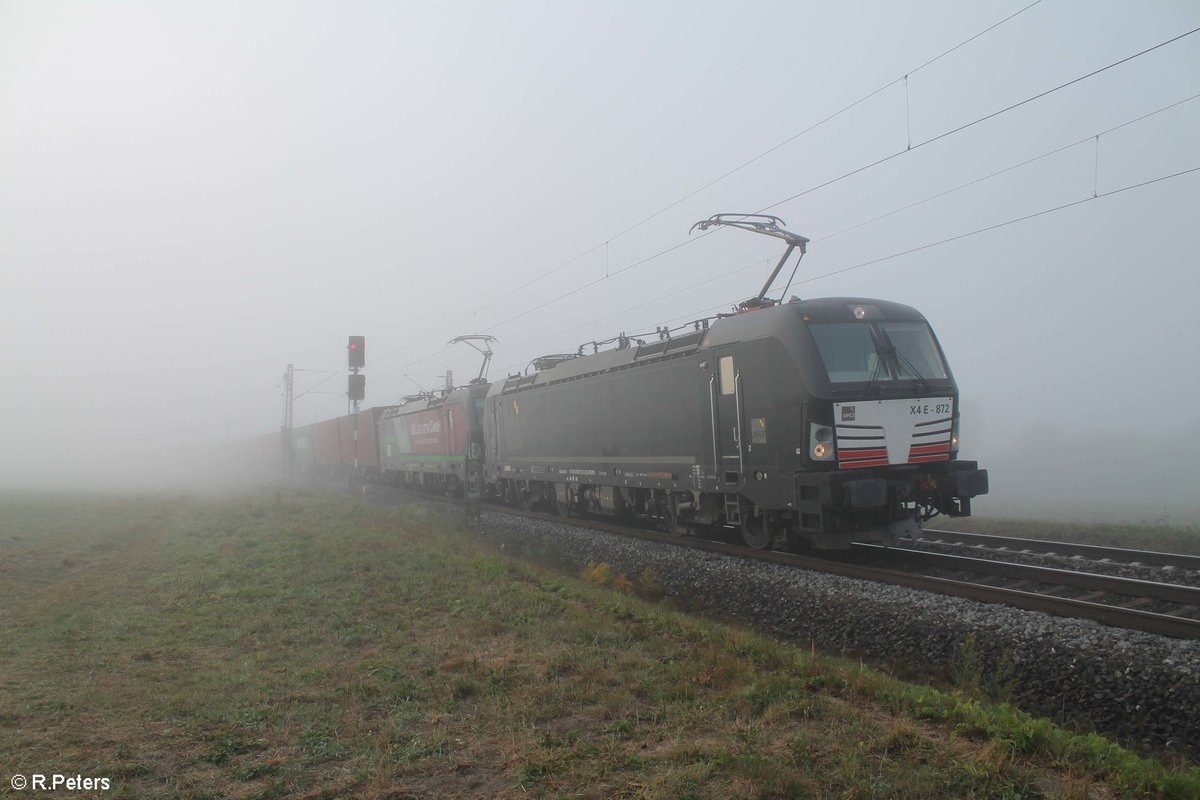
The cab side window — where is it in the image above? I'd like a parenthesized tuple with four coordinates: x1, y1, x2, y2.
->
(718, 356, 735, 396)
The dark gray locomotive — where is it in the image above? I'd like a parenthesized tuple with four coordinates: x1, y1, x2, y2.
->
(482, 296, 988, 549)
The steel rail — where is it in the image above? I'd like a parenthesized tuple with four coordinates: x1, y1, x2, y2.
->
(921, 528, 1200, 570)
(850, 543, 1200, 606)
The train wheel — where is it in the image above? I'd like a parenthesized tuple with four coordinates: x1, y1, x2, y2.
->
(656, 498, 676, 533)
(740, 509, 781, 550)
(516, 481, 535, 512)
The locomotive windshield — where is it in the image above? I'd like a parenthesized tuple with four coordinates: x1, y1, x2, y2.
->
(810, 321, 948, 384)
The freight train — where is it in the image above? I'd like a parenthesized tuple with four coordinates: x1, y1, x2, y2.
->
(285, 215, 988, 550)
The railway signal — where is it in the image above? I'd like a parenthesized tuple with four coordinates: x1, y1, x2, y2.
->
(348, 336, 365, 369)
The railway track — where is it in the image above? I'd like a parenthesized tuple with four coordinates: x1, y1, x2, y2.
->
(920, 527, 1200, 571)
(476, 502, 1200, 640)
(846, 543, 1200, 638)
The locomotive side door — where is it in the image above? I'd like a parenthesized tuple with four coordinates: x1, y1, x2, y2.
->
(711, 350, 743, 485)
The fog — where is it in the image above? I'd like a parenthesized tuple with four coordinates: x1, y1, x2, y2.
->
(2, 1, 1197, 523)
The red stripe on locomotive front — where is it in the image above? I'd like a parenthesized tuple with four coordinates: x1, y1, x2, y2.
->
(839, 448, 888, 459)
(840, 457, 890, 469)
(908, 453, 951, 463)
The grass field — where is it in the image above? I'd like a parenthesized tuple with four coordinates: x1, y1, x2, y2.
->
(2, 491, 1198, 799)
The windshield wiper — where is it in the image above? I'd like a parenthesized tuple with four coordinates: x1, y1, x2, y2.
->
(890, 342, 931, 395)
(870, 327, 929, 396)
(862, 327, 890, 397)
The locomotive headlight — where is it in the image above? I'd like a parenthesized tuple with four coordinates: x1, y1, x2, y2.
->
(809, 424, 835, 461)
(950, 418, 960, 453)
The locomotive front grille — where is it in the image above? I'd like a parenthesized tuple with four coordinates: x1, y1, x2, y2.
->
(833, 398, 953, 469)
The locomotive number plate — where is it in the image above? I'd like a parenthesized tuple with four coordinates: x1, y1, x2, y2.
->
(908, 402, 952, 416)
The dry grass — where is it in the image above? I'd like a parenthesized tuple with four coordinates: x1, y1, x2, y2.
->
(1, 491, 1197, 799)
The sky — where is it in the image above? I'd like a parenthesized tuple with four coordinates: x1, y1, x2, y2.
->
(2, 1, 1198, 522)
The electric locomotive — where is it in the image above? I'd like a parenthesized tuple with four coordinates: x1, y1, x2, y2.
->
(378, 383, 489, 494)
(483, 214, 987, 549)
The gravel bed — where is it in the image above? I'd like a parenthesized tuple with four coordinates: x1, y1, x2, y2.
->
(476, 510, 1200, 755)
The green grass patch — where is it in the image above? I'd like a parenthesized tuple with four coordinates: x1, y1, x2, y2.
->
(0, 490, 1196, 798)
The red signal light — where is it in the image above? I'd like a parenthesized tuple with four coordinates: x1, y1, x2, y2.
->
(348, 336, 365, 368)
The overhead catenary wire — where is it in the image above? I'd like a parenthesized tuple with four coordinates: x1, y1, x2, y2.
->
(814, 92, 1200, 244)
(443, 116, 1200, 385)
(432, 29, 1200, 350)
(389, 24, 1200, 382)
(373, 31, 1200, 397)
(598, 0, 1045, 246)
(754, 26, 1200, 217)
(488, 164, 1199, 377)
(425, 154, 1200, 384)
(367, 2, 1046, 369)
(293, 370, 341, 401)
(689, 165, 1200, 309)
(375, 345, 452, 383)
(793, 165, 1200, 287)
(482, 92, 1200, 374)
